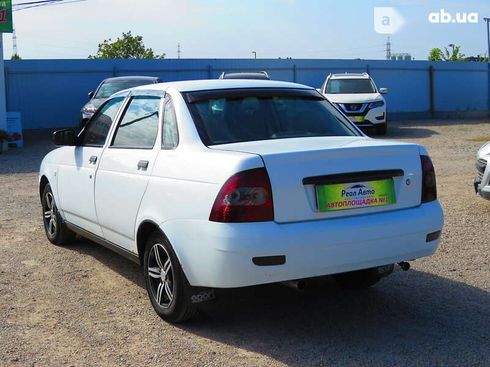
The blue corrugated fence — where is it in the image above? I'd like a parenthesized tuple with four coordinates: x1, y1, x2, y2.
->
(4, 58, 489, 129)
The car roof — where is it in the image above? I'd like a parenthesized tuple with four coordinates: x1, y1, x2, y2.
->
(329, 73, 370, 80)
(129, 79, 313, 93)
(101, 76, 159, 83)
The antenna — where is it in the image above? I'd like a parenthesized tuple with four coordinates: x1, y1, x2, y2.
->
(177, 43, 181, 59)
(386, 36, 391, 60)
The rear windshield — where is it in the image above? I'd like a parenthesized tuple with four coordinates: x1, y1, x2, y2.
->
(185, 89, 359, 145)
(94, 80, 155, 99)
(326, 79, 376, 94)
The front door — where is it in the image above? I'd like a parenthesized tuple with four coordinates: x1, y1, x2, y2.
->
(57, 97, 125, 237)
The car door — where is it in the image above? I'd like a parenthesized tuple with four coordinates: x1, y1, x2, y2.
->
(57, 97, 125, 237)
(94, 92, 162, 252)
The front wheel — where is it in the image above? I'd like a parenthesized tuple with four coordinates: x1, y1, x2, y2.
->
(41, 183, 75, 245)
(143, 232, 197, 323)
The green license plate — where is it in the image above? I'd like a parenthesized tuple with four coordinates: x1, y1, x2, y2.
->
(349, 116, 365, 123)
(316, 178, 396, 212)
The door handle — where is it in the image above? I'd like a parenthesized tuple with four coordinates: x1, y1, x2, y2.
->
(89, 155, 97, 164)
(137, 160, 149, 170)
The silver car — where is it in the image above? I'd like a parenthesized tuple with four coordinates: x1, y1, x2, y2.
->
(474, 142, 490, 199)
(80, 76, 160, 127)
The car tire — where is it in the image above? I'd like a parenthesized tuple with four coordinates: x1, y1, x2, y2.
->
(376, 122, 387, 135)
(143, 231, 197, 323)
(41, 183, 75, 246)
(333, 267, 385, 289)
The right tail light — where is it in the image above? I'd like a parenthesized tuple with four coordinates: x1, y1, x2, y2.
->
(421, 155, 437, 203)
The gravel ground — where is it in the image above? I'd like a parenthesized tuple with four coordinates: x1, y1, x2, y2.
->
(0, 120, 489, 367)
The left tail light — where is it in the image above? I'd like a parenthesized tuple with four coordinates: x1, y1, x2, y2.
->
(209, 168, 274, 222)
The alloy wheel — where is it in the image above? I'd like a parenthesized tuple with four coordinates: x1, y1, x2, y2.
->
(44, 192, 57, 237)
(147, 243, 175, 308)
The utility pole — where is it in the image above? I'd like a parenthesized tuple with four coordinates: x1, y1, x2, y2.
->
(252, 51, 257, 59)
(385, 37, 391, 60)
(12, 26, 17, 56)
(177, 42, 181, 59)
(484, 18, 490, 62)
(484, 17, 490, 112)
(0, 35, 6, 131)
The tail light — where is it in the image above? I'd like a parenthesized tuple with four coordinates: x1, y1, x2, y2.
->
(209, 168, 274, 222)
(421, 155, 437, 203)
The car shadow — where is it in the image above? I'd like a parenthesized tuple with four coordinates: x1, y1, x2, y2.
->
(362, 124, 440, 139)
(68, 238, 145, 288)
(68, 238, 490, 366)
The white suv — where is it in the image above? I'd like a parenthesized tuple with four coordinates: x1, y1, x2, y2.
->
(320, 73, 388, 134)
(474, 141, 490, 199)
(39, 79, 443, 322)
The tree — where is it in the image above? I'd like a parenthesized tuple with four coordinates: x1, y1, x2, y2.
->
(428, 48, 443, 61)
(428, 45, 465, 61)
(11, 53, 22, 60)
(89, 31, 165, 59)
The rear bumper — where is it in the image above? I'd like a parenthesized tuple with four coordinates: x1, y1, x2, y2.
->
(161, 200, 444, 288)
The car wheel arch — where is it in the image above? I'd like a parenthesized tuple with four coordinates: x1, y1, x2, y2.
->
(136, 221, 190, 278)
(39, 175, 49, 200)
(136, 221, 160, 264)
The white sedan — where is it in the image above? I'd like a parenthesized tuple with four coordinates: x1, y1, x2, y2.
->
(39, 79, 444, 322)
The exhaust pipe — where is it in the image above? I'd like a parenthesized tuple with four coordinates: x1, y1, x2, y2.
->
(282, 279, 307, 290)
(398, 261, 410, 271)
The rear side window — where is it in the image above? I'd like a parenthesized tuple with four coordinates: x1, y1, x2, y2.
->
(185, 89, 359, 145)
(79, 97, 124, 147)
(111, 96, 160, 149)
(162, 98, 179, 149)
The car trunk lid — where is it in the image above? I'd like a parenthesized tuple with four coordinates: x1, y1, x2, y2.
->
(210, 137, 423, 223)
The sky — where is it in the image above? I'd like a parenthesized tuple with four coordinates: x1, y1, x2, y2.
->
(3, 0, 490, 60)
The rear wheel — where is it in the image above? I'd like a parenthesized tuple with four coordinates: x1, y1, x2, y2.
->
(143, 232, 197, 323)
(333, 266, 391, 289)
(41, 183, 75, 245)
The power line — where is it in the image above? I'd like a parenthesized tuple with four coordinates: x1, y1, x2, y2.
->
(13, 0, 86, 11)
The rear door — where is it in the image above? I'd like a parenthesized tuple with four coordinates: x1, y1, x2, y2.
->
(94, 92, 162, 252)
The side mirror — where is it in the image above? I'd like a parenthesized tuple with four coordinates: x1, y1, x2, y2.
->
(88, 91, 94, 99)
(52, 129, 77, 146)
(379, 88, 388, 94)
